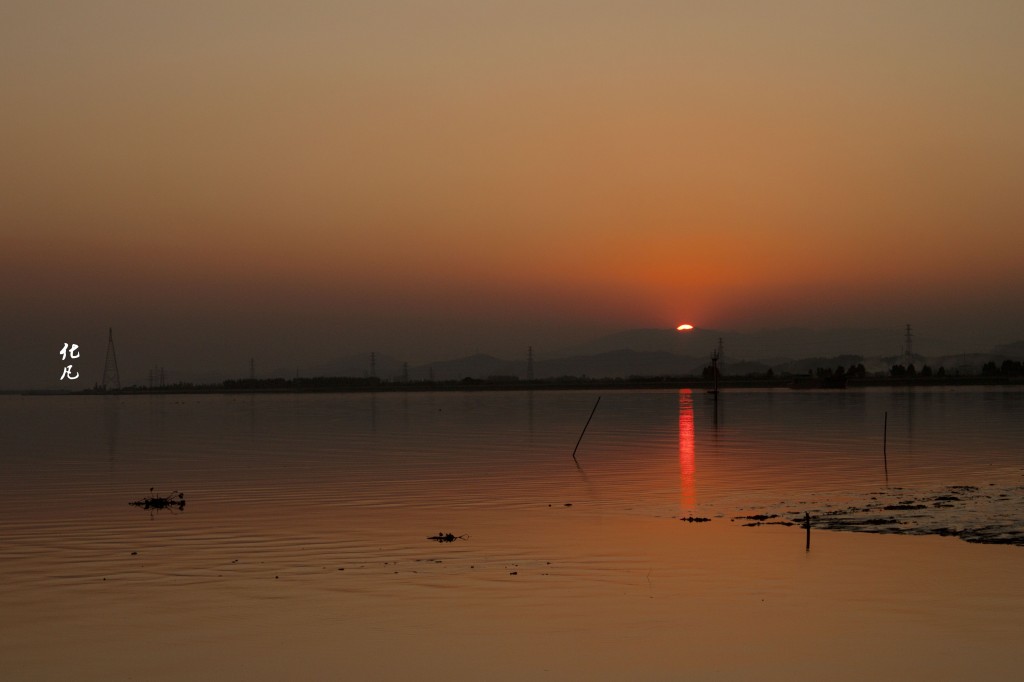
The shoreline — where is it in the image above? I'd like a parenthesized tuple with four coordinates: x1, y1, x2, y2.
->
(14, 374, 1024, 396)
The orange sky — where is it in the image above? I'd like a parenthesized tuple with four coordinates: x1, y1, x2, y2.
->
(3, 1, 1024, 387)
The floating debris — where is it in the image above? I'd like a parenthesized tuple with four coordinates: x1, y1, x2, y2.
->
(680, 516, 711, 523)
(129, 488, 185, 511)
(427, 532, 467, 543)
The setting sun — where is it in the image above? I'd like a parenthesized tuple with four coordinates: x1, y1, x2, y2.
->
(677, 324, 694, 331)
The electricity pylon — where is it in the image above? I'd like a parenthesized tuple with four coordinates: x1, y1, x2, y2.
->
(101, 328, 120, 391)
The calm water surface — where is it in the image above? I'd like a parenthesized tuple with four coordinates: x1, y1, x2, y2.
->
(2, 388, 1023, 680)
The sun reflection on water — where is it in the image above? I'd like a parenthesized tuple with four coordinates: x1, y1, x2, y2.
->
(679, 389, 695, 510)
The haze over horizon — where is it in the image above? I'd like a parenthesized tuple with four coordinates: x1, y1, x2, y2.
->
(4, 2, 1024, 389)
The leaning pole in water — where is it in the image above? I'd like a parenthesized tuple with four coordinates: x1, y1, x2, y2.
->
(571, 396, 602, 464)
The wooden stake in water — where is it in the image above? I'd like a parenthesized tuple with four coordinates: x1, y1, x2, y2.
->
(883, 411, 889, 482)
(804, 512, 811, 551)
(572, 396, 602, 464)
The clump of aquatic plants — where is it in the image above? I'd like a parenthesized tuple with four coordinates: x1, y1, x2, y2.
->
(130, 488, 186, 511)
(427, 532, 467, 543)
(736, 483, 1024, 546)
(732, 513, 795, 527)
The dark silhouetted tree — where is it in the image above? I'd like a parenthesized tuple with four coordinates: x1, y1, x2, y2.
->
(1001, 359, 1023, 376)
(846, 363, 867, 378)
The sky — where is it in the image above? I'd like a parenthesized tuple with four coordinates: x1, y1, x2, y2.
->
(3, 1, 1024, 389)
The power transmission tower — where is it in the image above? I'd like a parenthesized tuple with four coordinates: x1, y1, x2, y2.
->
(904, 324, 914, 365)
(370, 352, 376, 378)
(101, 328, 120, 391)
(249, 357, 256, 381)
(527, 346, 534, 381)
(149, 364, 165, 389)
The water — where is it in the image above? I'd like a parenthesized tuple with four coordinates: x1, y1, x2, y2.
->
(2, 387, 1023, 679)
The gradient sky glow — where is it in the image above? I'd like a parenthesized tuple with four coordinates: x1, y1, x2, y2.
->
(4, 1, 1024, 388)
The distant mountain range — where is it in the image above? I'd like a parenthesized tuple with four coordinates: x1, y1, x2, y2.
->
(294, 349, 702, 382)
(554, 327, 908, 360)
(276, 327, 1024, 383)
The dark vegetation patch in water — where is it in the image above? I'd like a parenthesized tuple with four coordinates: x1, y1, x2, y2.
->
(744, 484, 1024, 547)
(427, 532, 467, 543)
(731, 513, 797, 527)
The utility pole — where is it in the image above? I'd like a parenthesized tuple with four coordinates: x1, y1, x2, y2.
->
(710, 348, 720, 397)
(904, 324, 914, 366)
